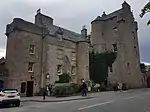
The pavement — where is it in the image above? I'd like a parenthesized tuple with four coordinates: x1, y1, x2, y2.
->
(1, 88, 150, 112)
(21, 94, 94, 102)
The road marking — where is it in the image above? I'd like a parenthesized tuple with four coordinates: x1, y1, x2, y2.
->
(78, 100, 115, 111)
(123, 95, 139, 100)
(144, 92, 150, 95)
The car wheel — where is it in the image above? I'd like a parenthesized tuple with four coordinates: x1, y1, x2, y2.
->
(15, 102, 20, 107)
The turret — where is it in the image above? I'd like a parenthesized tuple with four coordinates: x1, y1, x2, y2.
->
(91, 16, 104, 52)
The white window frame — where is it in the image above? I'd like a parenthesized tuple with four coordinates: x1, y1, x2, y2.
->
(112, 44, 117, 52)
(57, 49, 64, 60)
(28, 62, 34, 72)
(71, 51, 76, 61)
(29, 45, 35, 54)
(57, 65, 63, 75)
(71, 66, 76, 76)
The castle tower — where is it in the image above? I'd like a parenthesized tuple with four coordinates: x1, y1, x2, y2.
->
(91, 1, 143, 88)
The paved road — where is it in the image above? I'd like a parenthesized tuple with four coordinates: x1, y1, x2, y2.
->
(1, 89, 150, 112)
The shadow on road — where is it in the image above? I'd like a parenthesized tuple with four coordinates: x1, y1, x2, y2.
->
(0, 104, 22, 109)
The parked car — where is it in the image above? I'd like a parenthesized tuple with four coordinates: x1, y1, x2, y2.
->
(0, 89, 20, 107)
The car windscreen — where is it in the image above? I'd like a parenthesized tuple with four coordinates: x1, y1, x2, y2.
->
(2, 89, 18, 93)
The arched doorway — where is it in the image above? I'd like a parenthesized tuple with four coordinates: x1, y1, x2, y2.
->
(0, 80, 4, 91)
(147, 77, 150, 88)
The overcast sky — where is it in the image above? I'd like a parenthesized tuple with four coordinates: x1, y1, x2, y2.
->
(0, 0, 150, 63)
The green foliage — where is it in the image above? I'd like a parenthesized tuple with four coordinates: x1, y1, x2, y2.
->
(52, 83, 79, 96)
(140, 2, 150, 25)
(89, 51, 117, 85)
(55, 73, 71, 83)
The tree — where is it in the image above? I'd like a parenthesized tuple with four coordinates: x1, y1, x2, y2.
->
(140, 2, 150, 25)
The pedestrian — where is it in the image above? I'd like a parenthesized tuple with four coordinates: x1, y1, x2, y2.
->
(118, 82, 123, 92)
(48, 84, 52, 96)
(81, 79, 87, 96)
(43, 86, 47, 100)
(88, 80, 92, 92)
(113, 82, 118, 91)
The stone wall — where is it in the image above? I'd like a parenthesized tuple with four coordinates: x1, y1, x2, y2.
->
(76, 41, 89, 84)
(5, 18, 43, 95)
(91, 2, 142, 88)
(45, 35, 77, 84)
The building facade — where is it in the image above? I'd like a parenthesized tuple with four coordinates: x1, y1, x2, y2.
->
(4, 1, 143, 96)
(5, 11, 89, 96)
(91, 1, 142, 88)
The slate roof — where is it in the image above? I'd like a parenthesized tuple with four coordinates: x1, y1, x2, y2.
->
(46, 24, 82, 41)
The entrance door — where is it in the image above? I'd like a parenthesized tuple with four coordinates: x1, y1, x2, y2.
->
(26, 81, 34, 97)
(0, 80, 4, 91)
(147, 77, 150, 88)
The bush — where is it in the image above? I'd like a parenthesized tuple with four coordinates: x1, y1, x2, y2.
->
(52, 83, 79, 97)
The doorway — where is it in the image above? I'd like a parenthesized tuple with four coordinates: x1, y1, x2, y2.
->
(0, 80, 4, 91)
(26, 81, 34, 97)
(147, 77, 150, 88)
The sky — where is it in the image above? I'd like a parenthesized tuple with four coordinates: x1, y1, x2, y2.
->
(0, 0, 150, 64)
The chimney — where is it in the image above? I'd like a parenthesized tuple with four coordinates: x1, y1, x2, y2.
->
(81, 25, 87, 38)
(35, 9, 53, 27)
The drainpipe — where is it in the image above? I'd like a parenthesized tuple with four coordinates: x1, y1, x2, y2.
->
(39, 13, 45, 89)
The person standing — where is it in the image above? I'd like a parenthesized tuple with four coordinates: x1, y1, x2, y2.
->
(81, 79, 87, 96)
(118, 82, 123, 92)
(43, 86, 47, 100)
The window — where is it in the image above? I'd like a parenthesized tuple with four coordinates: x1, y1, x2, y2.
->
(112, 44, 117, 52)
(113, 27, 118, 37)
(28, 62, 34, 72)
(57, 65, 62, 75)
(109, 65, 113, 73)
(132, 31, 135, 40)
(102, 44, 107, 51)
(21, 82, 26, 93)
(113, 27, 118, 32)
(71, 66, 76, 75)
(29, 45, 35, 54)
(127, 62, 131, 74)
(134, 46, 137, 55)
(57, 49, 64, 60)
(71, 51, 76, 61)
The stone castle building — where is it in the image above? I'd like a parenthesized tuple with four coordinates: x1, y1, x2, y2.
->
(5, 9, 89, 96)
(91, 1, 142, 87)
(4, 1, 142, 96)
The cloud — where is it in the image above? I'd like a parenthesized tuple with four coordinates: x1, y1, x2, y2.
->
(0, 0, 150, 62)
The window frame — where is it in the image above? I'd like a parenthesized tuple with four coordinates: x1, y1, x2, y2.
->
(29, 45, 35, 54)
(28, 62, 34, 72)
(112, 44, 117, 52)
(109, 65, 113, 73)
(57, 65, 63, 75)
(57, 48, 64, 60)
(71, 51, 76, 61)
(71, 66, 76, 75)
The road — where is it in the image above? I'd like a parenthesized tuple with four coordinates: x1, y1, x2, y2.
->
(1, 89, 150, 112)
